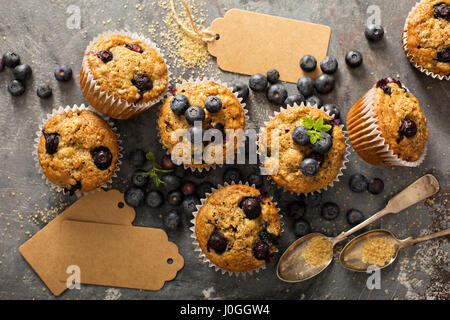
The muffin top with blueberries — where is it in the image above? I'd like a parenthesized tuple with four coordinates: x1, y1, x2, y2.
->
(371, 78, 429, 162)
(195, 184, 281, 273)
(158, 81, 246, 169)
(85, 33, 168, 104)
(405, 0, 450, 76)
(38, 109, 119, 194)
(259, 105, 346, 194)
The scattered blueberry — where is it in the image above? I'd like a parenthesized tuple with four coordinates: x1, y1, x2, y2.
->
(36, 83, 52, 99)
(321, 202, 340, 220)
(163, 210, 181, 231)
(311, 132, 333, 154)
(320, 56, 338, 74)
(300, 158, 320, 176)
(367, 178, 384, 195)
(305, 95, 323, 107)
(300, 55, 317, 72)
(145, 190, 163, 208)
(197, 181, 214, 199)
(266, 68, 280, 84)
(182, 195, 201, 215)
(287, 201, 306, 220)
(433, 3, 450, 21)
(132, 73, 153, 94)
(3, 52, 20, 68)
(13, 64, 32, 82)
(54, 65, 73, 81)
(7, 80, 25, 96)
(314, 74, 335, 94)
(253, 240, 271, 260)
(284, 93, 305, 107)
(185, 106, 205, 125)
(174, 165, 186, 178)
(43, 131, 59, 154)
(161, 154, 176, 170)
(96, 50, 113, 63)
(181, 181, 196, 196)
(246, 173, 263, 189)
(249, 73, 268, 92)
(304, 192, 322, 207)
(124, 187, 145, 207)
(223, 167, 242, 185)
(161, 175, 182, 192)
(205, 95, 222, 113)
(292, 126, 310, 146)
(346, 209, 364, 226)
(131, 170, 148, 187)
(349, 173, 369, 193)
(293, 218, 311, 238)
(345, 50, 363, 68)
(297, 76, 314, 97)
(129, 149, 146, 168)
(168, 190, 183, 206)
(266, 83, 288, 105)
(170, 94, 190, 115)
(231, 81, 249, 102)
(436, 47, 450, 63)
(207, 230, 228, 254)
(240, 196, 261, 219)
(323, 104, 341, 119)
(365, 24, 384, 42)
(91, 146, 112, 170)
(126, 43, 144, 53)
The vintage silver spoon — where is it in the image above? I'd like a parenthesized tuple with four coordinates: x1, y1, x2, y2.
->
(276, 174, 440, 283)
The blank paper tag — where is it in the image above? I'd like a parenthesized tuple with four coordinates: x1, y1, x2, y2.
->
(207, 9, 331, 83)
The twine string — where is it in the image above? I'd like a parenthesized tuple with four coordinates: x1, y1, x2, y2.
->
(170, 0, 217, 42)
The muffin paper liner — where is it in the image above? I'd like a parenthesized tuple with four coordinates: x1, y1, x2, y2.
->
(33, 104, 123, 198)
(157, 76, 249, 173)
(402, 1, 450, 81)
(190, 181, 284, 276)
(257, 102, 351, 196)
(346, 83, 427, 167)
(80, 30, 171, 119)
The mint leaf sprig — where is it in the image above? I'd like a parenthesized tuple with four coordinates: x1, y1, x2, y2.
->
(141, 152, 173, 187)
(301, 117, 332, 144)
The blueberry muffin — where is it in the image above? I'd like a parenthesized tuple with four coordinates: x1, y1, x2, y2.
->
(80, 33, 168, 119)
(259, 105, 347, 194)
(194, 184, 281, 273)
(38, 109, 119, 194)
(347, 78, 429, 166)
(158, 81, 246, 170)
(403, 0, 450, 78)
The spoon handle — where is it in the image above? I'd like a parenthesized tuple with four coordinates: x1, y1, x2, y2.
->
(334, 174, 440, 244)
(401, 228, 450, 247)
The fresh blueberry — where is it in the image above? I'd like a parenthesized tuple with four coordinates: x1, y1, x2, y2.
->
(124, 187, 145, 208)
(170, 94, 190, 115)
(161, 175, 182, 192)
(205, 95, 222, 113)
(300, 55, 317, 72)
(266, 68, 280, 84)
(292, 126, 310, 146)
(246, 173, 263, 189)
(287, 201, 306, 220)
(323, 104, 341, 119)
(54, 65, 73, 81)
(249, 73, 268, 92)
(367, 178, 384, 195)
(36, 83, 52, 99)
(181, 195, 201, 215)
(207, 230, 228, 254)
(365, 24, 384, 42)
(239, 196, 261, 219)
(162, 154, 176, 170)
(129, 149, 146, 168)
(223, 167, 242, 185)
(300, 158, 320, 176)
(433, 3, 450, 21)
(345, 50, 363, 68)
(185, 106, 205, 125)
(259, 230, 279, 246)
(96, 50, 113, 63)
(296, 76, 314, 97)
(168, 190, 183, 206)
(284, 93, 305, 107)
(320, 56, 338, 74)
(311, 132, 333, 154)
(187, 126, 203, 144)
(42, 131, 59, 154)
(145, 190, 164, 208)
(131, 170, 148, 187)
(181, 181, 196, 196)
(126, 43, 144, 53)
(7, 80, 25, 96)
(163, 210, 181, 231)
(231, 81, 249, 102)
(132, 73, 153, 94)
(436, 47, 450, 63)
(0, 57, 4, 71)
(305, 95, 323, 107)
(321, 202, 340, 220)
(349, 173, 369, 193)
(3, 52, 20, 68)
(314, 74, 335, 94)
(196, 181, 214, 199)
(253, 240, 271, 260)
(13, 64, 32, 82)
(91, 146, 113, 170)
(304, 192, 322, 207)
(346, 209, 364, 226)
(398, 119, 417, 141)
(266, 83, 288, 105)
(309, 152, 325, 167)
(293, 218, 311, 238)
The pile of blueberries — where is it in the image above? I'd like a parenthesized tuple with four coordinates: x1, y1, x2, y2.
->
(1, 51, 73, 98)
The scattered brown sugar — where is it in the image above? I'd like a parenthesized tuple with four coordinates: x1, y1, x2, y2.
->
(361, 237, 396, 266)
(302, 236, 333, 267)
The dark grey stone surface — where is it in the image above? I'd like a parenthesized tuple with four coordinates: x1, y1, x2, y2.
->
(0, 0, 448, 300)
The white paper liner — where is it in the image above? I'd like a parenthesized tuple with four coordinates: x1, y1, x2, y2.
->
(257, 102, 351, 196)
(348, 84, 427, 167)
(402, 1, 450, 81)
(33, 104, 123, 197)
(80, 30, 171, 119)
(190, 181, 284, 276)
(156, 77, 250, 173)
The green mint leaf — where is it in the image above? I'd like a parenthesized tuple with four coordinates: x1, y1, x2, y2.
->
(313, 117, 324, 131)
(301, 117, 314, 129)
(307, 130, 324, 144)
